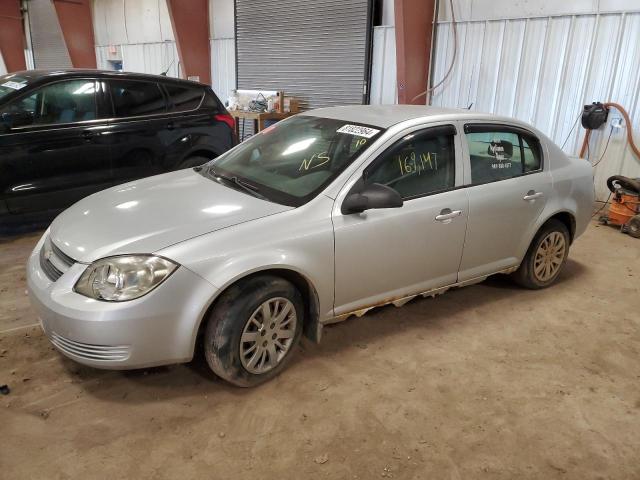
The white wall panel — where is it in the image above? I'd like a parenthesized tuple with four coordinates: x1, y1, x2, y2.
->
(210, 0, 235, 39)
(210, 38, 235, 103)
(431, 10, 640, 200)
(124, 0, 162, 44)
(437, 0, 639, 22)
(370, 26, 397, 105)
(158, 0, 175, 41)
(99, 0, 128, 45)
(93, 0, 234, 95)
(121, 42, 180, 77)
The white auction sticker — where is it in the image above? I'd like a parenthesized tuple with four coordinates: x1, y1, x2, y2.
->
(1, 81, 27, 90)
(336, 124, 380, 138)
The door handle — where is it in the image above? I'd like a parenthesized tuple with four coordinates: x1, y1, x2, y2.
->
(166, 121, 175, 130)
(435, 208, 463, 222)
(523, 190, 544, 201)
(81, 130, 94, 141)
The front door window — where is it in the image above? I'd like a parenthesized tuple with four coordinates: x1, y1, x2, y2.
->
(364, 127, 456, 200)
(0, 80, 98, 128)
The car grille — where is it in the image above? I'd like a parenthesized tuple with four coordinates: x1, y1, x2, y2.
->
(50, 331, 130, 362)
(39, 236, 76, 282)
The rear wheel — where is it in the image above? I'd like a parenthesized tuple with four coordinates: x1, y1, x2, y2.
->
(512, 219, 570, 289)
(204, 275, 304, 387)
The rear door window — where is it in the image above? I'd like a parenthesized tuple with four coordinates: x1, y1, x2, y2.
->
(164, 83, 203, 112)
(465, 125, 542, 185)
(109, 80, 166, 117)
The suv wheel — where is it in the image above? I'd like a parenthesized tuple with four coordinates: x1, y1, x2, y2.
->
(513, 219, 570, 289)
(204, 275, 304, 387)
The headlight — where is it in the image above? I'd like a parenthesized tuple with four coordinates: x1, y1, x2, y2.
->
(74, 255, 178, 302)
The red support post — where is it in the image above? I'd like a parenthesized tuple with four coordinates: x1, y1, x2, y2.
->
(394, 0, 437, 104)
(52, 0, 97, 69)
(0, 0, 27, 73)
(166, 0, 211, 84)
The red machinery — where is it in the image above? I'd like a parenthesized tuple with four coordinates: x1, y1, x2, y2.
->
(599, 175, 640, 238)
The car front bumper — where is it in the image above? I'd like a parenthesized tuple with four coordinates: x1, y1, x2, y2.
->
(26, 235, 219, 370)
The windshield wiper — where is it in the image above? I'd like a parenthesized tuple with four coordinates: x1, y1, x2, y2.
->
(207, 168, 268, 200)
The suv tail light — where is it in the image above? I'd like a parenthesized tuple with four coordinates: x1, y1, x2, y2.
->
(214, 113, 235, 131)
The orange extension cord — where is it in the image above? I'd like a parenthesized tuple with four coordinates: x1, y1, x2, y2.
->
(579, 102, 640, 160)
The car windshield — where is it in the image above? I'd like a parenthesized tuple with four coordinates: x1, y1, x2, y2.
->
(0, 75, 30, 102)
(202, 115, 384, 206)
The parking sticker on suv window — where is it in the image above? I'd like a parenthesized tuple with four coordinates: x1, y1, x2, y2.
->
(337, 124, 380, 138)
(1, 81, 27, 90)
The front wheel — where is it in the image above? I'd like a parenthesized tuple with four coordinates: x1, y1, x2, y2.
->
(204, 275, 304, 387)
(512, 219, 570, 289)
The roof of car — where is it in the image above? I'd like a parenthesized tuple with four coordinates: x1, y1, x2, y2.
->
(304, 105, 514, 129)
(3, 69, 206, 87)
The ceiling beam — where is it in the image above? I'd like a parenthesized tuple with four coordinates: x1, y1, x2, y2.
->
(166, 0, 211, 84)
(394, 0, 437, 104)
(0, 0, 27, 73)
(52, 0, 97, 68)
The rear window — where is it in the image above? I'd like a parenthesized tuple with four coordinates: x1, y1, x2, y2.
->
(164, 83, 203, 112)
(109, 80, 166, 117)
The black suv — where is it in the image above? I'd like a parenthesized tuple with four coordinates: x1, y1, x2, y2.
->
(0, 70, 235, 226)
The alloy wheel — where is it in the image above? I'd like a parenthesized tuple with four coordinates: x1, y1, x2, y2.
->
(239, 297, 297, 374)
(533, 231, 566, 282)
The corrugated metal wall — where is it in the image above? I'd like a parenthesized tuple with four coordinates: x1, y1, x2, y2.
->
(431, 3, 640, 200)
(210, 38, 235, 104)
(235, 0, 371, 110)
(370, 26, 397, 105)
(209, 0, 235, 103)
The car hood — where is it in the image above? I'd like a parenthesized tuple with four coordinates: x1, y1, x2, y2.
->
(49, 169, 292, 263)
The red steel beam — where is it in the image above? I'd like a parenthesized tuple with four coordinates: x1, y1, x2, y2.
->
(394, 0, 436, 104)
(166, 0, 211, 84)
(0, 0, 27, 73)
(52, 0, 97, 68)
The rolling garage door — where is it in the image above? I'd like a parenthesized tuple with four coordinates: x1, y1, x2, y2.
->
(235, 0, 372, 111)
(27, 0, 72, 69)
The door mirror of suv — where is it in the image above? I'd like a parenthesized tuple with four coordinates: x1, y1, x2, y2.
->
(342, 182, 403, 215)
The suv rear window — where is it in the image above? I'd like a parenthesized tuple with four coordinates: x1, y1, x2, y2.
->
(164, 83, 203, 112)
(109, 80, 166, 117)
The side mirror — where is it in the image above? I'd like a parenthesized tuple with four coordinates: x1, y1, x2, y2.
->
(342, 182, 403, 215)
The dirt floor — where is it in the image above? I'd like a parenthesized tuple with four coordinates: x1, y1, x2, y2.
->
(1, 221, 639, 479)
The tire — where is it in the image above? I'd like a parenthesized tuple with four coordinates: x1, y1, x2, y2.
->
(512, 219, 570, 289)
(204, 275, 304, 387)
(178, 155, 211, 169)
(628, 215, 640, 239)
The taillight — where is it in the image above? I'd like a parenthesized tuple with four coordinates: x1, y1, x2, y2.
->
(214, 113, 235, 131)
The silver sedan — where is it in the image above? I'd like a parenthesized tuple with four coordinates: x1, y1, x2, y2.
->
(27, 106, 594, 386)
